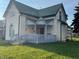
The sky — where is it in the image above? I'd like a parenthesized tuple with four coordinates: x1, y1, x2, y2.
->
(0, 0, 79, 25)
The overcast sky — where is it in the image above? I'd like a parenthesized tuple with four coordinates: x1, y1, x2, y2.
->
(0, 0, 78, 25)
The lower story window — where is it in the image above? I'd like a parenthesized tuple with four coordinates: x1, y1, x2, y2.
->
(9, 24, 14, 38)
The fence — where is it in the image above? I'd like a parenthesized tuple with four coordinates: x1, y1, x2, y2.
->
(12, 34, 56, 44)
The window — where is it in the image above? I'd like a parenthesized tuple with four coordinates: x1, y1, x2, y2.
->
(25, 27, 27, 31)
(25, 19, 28, 31)
(9, 24, 14, 38)
(59, 11, 61, 20)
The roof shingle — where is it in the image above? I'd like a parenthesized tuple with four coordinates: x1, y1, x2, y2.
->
(14, 1, 63, 17)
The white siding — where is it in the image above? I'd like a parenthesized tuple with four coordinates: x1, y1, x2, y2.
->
(53, 15, 60, 41)
(59, 8, 67, 41)
(19, 15, 37, 34)
(54, 8, 67, 41)
(19, 15, 26, 34)
(5, 2, 20, 40)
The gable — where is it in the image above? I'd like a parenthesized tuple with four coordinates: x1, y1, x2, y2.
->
(3, 0, 19, 17)
(56, 4, 67, 21)
(59, 7, 67, 21)
(60, 5, 67, 19)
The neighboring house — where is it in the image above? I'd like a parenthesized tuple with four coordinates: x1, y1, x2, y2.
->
(3, 0, 68, 43)
(0, 20, 5, 40)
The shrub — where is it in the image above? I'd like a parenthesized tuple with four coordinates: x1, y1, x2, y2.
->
(66, 39, 71, 42)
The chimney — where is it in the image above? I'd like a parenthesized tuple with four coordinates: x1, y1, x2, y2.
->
(10, 0, 16, 3)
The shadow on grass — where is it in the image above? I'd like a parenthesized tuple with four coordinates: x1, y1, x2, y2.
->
(23, 41, 79, 59)
(0, 43, 11, 46)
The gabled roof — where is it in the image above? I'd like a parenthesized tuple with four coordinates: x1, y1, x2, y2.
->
(4, 0, 66, 18)
(15, 1, 39, 17)
(39, 4, 62, 17)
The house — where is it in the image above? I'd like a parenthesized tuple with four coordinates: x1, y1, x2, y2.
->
(3, 0, 68, 43)
(0, 20, 5, 40)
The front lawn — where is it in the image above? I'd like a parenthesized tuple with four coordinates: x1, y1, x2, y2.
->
(0, 41, 79, 59)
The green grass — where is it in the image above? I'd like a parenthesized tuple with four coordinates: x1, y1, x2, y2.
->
(72, 37, 79, 41)
(0, 41, 79, 59)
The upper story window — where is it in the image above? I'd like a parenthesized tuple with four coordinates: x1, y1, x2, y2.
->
(59, 11, 61, 20)
(12, 13, 15, 16)
(10, 11, 15, 17)
(59, 11, 67, 22)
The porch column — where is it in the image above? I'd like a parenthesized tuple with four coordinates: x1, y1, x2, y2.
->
(45, 25, 47, 35)
(35, 24, 36, 34)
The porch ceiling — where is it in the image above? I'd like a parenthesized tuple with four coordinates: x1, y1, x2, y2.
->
(36, 20, 46, 25)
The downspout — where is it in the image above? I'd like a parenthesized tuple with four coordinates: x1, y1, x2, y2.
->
(18, 14, 21, 36)
(60, 22, 62, 41)
(4, 18, 6, 40)
(59, 11, 62, 42)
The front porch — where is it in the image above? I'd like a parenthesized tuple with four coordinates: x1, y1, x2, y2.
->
(12, 25, 56, 44)
(12, 17, 56, 44)
(26, 17, 54, 35)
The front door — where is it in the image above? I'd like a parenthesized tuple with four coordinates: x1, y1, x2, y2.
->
(39, 28, 44, 34)
(37, 27, 44, 34)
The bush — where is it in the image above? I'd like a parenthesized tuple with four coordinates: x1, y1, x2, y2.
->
(66, 38, 74, 42)
(66, 39, 70, 42)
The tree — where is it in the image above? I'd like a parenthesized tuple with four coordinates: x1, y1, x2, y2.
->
(71, 4, 79, 33)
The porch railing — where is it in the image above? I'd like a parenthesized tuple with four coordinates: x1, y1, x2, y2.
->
(12, 34, 56, 44)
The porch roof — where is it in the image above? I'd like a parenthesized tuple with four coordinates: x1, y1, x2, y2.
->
(26, 17, 53, 25)
(26, 20, 35, 25)
(26, 21, 53, 25)
(26, 20, 46, 25)
(36, 20, 46, 25)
